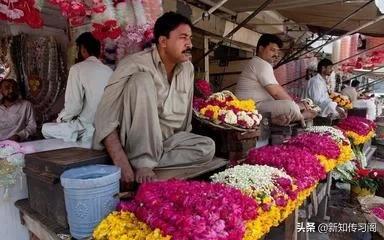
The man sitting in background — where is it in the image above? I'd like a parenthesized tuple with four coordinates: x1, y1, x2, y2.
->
(0, 79, 36, 141)
(341, 79, 359, 104)
(42, 32, 113, 143)
(307, 59, 346, 118)
(343, 79, 377, 120)
(235, 34, 314, 126)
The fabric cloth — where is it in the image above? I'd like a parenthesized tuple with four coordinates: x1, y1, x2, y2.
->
(42, 56, 112, 142)
(341, 86, 358, 104)
(354, 99, 377, 121)
(93, 47, 215, 169)
(0, 100, 36, 141)
(257, 100, 302, 121)
(42, 120, 94, 143)
(307, 73, 339, 117)
(235, 56, 278, 103)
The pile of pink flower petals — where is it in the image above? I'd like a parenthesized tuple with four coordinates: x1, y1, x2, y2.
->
(118, 179, 258, 240)
(371, 205, 384, 220)
(286, 132, 340, 159)
(246, 145, 326, 190)
(337, 116, 376, 136)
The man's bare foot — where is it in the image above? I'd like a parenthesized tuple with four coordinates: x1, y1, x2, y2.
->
(271, 114, 291, 126)
(135, 167, 157, 183)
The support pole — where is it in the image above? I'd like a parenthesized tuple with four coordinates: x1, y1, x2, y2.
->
(193, 0, 273, 65)
(193, 0, 231, 25)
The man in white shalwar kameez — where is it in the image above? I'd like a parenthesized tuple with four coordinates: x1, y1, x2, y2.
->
(93, 12, 215, 184)
(42, 32, 112, 143)
(307, 59, 346, 118)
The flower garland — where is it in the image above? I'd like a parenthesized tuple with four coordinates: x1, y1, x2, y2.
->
(119, 179, 258, 240)
(0, 0, 43, 28)
(337, 116, 376, 145)
(0, 140, 27, 188)
(246, 146, 326, 190)
(93, 211, 170, 240)
(116, 23, 153, 59)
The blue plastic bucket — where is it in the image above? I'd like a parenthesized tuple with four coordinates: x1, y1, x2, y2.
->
(60, 164, 120, 239)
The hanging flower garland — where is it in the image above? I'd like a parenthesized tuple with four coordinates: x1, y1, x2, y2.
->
(93, 211, 170, 240)
(0, 0, 43, 28)
(246, 145, 326, 190)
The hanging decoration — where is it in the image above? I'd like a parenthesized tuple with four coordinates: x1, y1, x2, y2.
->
(0, 0, 44, 28)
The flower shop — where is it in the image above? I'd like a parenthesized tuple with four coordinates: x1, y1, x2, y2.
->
(2, 0, 384, 240)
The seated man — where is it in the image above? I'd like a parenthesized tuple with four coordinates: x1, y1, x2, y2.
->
(93, 12, 215, 184)
(343, 80, 376, 120)
(307, 59, 346, 118)
(341, 79, 359, 104)
(42, 32, 113, 143)
(0, 78, 36, 141)
(235, 34, 313, 126)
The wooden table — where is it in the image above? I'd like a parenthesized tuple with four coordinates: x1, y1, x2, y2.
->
(15, 199, 69, 240)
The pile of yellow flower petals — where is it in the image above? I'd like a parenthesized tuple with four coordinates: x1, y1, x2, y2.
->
(346, 130, 375, 145)
(244, 185, 316, 240)
(93, 211, 170, 240)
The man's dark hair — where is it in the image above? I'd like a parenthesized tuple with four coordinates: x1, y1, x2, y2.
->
(317, 58, 333, 73)
(154, 12, 192, 44)
(351, 79, 360, 88)
(256, 34, 283, 52)
(76, 32, 101, 57)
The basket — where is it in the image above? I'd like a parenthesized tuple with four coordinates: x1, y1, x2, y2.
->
(193, 90, 260, 132)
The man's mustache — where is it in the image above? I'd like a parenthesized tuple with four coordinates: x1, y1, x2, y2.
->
(182, 48, 192, 54)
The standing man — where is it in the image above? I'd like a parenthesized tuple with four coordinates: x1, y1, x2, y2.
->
(42, 32, 113, 143)
(235, 34, 311, 126)
(307, 59, 346, 118)
(0, 78, 36, 141)
(93, 12, 215, 184)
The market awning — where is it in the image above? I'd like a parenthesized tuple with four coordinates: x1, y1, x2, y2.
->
(195, 0, 384, 36)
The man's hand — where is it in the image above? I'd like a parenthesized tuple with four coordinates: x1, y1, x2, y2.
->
(8, 135, 20, 142)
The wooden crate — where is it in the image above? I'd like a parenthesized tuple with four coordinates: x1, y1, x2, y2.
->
(192, 117, 260, 161)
